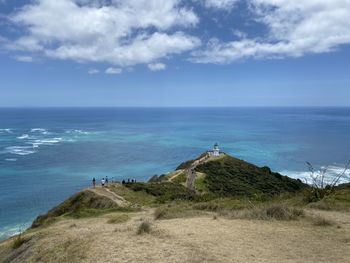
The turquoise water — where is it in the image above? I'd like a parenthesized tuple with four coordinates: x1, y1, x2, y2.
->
(0, 107, 350, 240)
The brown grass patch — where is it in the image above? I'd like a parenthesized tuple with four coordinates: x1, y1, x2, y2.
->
(310, 215, 334, 226)
(107, 214, 130, 224)
(231, 204, 304, 221)
(11, 233, 27, 249)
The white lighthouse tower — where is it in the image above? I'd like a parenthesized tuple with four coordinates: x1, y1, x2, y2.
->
(212, 143, 220, 156)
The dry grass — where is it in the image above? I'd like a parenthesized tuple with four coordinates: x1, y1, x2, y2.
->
(11, 234, 26, 249)
(107, 214, 130, 224)
(1, 208, 350, 263)
(230, 204, 304, 221)
(153, 205, 205, 220)
(311, 215, 335, 227)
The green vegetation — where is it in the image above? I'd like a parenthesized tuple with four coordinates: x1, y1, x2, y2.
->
(108, 184, 156, 206)
(154, 205, 205, 220)
(229, 204, 304, 221)
(26, 154, 350, 233)
(194, 174, 208, 193)
(306, 183, 350, 211)
(175, 152, 208, 170)
(196, 155, 307, 197)
(124, 182, 194, 203)
(148, 174, 167, 183)
(32, 190, 135, 228)
(171, 172, 187, 184)
(12, 233, 27, 249)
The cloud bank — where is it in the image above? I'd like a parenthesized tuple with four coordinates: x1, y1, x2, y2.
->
(2, 0, 350, 67)
(192, 0, 350, 63)
(7, 0, 200, 66)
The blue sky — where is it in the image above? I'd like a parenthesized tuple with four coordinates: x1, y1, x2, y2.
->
(0, 0, 350, 107)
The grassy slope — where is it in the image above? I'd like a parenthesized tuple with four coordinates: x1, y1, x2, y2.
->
(32, 190, 135, 228)
(196, 155, 307, 197)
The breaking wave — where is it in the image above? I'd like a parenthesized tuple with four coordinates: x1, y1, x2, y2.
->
(5, 146, 37, 156)
(281, 165, 350, 185)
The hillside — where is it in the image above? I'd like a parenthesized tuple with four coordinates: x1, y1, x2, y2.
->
(1, 153, 349, 263)
(152, 153, 307, 197)
(195, 154, 306, 196)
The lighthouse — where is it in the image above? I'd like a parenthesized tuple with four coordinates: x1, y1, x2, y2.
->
(212, 143, 220, 156)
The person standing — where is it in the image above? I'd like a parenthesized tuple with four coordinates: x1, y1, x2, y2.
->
(105, 176, 109, 186)
(92, 177, 96, 188)
(101, 178, 105, 187)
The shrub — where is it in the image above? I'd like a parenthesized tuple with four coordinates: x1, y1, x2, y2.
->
(137, 221, 151, 235)
(311, 216, 334, 226)
(12, 233, 26, 249)
(196, 155, 307, 197)
(233, 204, 304, 221)
(303, 188, 332, 203)
(107, 214, 130, 224)
(265, 205, 304, 220)
(125, 182, 194, 203)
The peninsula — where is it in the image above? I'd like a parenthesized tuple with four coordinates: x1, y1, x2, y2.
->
(1, 151, 349, 263)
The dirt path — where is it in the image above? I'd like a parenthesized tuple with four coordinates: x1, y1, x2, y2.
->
(186, 153, 211, 190)
(87, 186, 130, 207)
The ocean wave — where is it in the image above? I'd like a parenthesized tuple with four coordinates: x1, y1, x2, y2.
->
(0, 128, 13, 134)
(0, 223, 30, 241)
(65, 129, 91, 135)
(5, 146, 37, 156)
(17, 134, 35, 140)
(282, 165, 350, 185)
(5, 158, 17, 162)
(30, 128, 49, 134)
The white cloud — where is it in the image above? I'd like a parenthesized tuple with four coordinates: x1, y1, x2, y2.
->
(105, 67, 122, 75)
(4, 0, 350, 66)
(14, 55, 33, 62)
(7, 0, 200, 66)
(148, 63, 166, 71)
(88, 68, 99, 75)
(202, 0, 239, 10)
(192, 0, 350, 63)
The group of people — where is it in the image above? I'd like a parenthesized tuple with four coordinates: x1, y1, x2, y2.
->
(91, 176, 138, 188)
(92, 176, 109, 188)
(121, 178, 137, 184)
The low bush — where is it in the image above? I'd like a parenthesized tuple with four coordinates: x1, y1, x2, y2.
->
(153, 205, 204, 220)
(125, 182, 194, 203)
(12, 233, 26, 249)
(311, 216, 334, 226)
(232, 204, 304, 221)
(137, 221, 151, 235)
(107, 214, 130, 224)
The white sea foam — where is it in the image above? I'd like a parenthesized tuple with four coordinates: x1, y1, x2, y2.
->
(65, 129, 91, 135)
(282, 165, 350, 185)
(30, 128, 49, 134)
(0, 223, 30, 241)
(5, 158, 17, 162)
(0, 128, 13, 134)
(17, 134, 30, 139)
(5, 146, 37, 156)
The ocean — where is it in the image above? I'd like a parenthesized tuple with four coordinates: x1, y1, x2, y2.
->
(0, 107, 349, 240)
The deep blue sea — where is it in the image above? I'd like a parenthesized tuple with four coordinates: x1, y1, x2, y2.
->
(1, 107, 350, 240)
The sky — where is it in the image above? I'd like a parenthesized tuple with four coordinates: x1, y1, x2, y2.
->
(0, 0, 350, 107)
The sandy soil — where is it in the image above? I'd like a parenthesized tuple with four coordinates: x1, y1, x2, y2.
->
(1, 209, 349, 263)
(88, 187, 130, 207)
